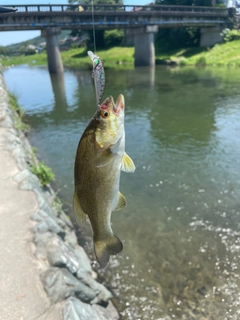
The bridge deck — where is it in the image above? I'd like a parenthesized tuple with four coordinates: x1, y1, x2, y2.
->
(0, 4, 230, 31)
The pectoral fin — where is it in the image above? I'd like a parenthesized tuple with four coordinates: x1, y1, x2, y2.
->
(114, 191, 127, 211)
(121, 152, 135, 173)
(73, 191, 87, 226)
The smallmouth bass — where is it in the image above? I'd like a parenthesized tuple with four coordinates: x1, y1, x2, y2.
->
(74, 94, 135, 268)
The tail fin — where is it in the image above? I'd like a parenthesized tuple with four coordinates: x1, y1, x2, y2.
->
(94, 235, 123, 269)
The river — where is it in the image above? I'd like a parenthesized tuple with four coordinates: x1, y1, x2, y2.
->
(4, 64, 240, 320)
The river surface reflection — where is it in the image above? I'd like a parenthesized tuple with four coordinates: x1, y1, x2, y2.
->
(4, 65, 240, 319)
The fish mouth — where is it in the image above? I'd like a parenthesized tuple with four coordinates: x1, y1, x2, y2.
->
(100, 95, 124, 116)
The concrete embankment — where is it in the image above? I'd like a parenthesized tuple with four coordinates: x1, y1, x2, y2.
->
(0, 70, 119, 320)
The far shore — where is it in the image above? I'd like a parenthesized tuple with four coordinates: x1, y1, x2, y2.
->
(2, 39, 240, 69)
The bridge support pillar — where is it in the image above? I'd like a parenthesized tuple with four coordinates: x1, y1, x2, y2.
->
(131, 26, 158, 67)
(41, 27, 64, 74)
(200, 26, 223, 47)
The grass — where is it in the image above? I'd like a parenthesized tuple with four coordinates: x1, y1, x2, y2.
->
(157, 40, 240, 67)
(1, 53, 48, 67)
(8, 92, 30, 133)
(52, 192, 64, 212)
(1, 47, 135, 69)
(28, 148, 55, 187)
(61, 46, 134, 69)
(2, 40, 240, 70)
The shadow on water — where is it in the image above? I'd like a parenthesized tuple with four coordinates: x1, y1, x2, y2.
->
(3, 65, 240, 320)
(50, 73, 68, 111)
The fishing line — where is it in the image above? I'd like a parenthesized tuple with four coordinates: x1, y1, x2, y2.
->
(91, 0, 97, 53)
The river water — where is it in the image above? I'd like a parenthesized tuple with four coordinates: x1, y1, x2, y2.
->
(4, 64, 240, 320)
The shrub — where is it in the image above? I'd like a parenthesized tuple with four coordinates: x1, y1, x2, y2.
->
(30, 161, 55, 187)
(220, 28, 240, 42)
(104, 29, 124, 47)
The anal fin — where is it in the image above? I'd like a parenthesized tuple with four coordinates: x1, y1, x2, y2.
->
(114, 191, 127, 211)
(73, 191, 87, 226)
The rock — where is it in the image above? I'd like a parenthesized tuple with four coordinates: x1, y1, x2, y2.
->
(104, 301, 119, 320)
(64, 297, 118, 320)
(13, 168, 30, 183)
(64, 297, 98, 320)
(58, 211, 73, 229)
(31, 215, 65, 235)
(80, 274, 112, 304)
(41, 267, 97, 303)
(33, 233, 78, 273)
(64, 230, 78, 248)
(45, 234, 79, 274)
(34, 233, 112, 304)
(93, 303, 119, 320)
(75, 246, 92, 276)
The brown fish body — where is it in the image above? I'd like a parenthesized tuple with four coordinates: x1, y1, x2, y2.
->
(74, 95, 135, 268)
(74, 117, 123, 238)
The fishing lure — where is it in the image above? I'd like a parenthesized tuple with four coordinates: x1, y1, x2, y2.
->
(88, 51, 105, 107)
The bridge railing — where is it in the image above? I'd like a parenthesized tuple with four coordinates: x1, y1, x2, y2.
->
(4, 4, 229, 14)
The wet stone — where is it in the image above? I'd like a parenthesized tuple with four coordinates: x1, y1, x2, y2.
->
(93, 303, 119, 320)
(64, 297, 118, 320)
(64, 297, 99, 320)
(80, 274, 112, 304)
(41, 267, 97, 303)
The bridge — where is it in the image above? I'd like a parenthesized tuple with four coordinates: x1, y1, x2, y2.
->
(0, 4, 233, 70)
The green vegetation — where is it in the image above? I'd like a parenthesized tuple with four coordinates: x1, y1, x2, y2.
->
(8, 93, 30, 132)
(52, 192, 64, 212)
(220, 28, 240, 42)
(155, 0, 224, 6)
(62, 47, 134, 68)
(104, 30, 124, 48)
(8, 94, 54, 186)
(1, 53, 48, 67)
(161, 40, 240, 67)
(28, 148, 55, 187)
(3, 39, 240, 69)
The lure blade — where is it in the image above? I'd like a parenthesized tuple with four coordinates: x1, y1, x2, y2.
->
(88, 51, 105, 106)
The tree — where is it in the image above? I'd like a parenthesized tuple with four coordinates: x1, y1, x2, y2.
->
(68, 0, 123, 50)
(155, 0, 223, 5)
(0, 46, 8, 56)
(155, 0, 225, 51)
(68, 0, 123, 5)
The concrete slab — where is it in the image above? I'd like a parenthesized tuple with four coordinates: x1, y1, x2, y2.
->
(0, 125, 62, 319)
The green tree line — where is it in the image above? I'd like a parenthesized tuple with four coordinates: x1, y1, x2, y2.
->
(68, 0, 226, 50)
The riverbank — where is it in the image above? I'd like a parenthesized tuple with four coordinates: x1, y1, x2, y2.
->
(0, 70, 119, 319)
(2, 39, 240, 69)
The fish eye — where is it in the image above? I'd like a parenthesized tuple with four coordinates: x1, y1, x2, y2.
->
(104, 111, 108, 117)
